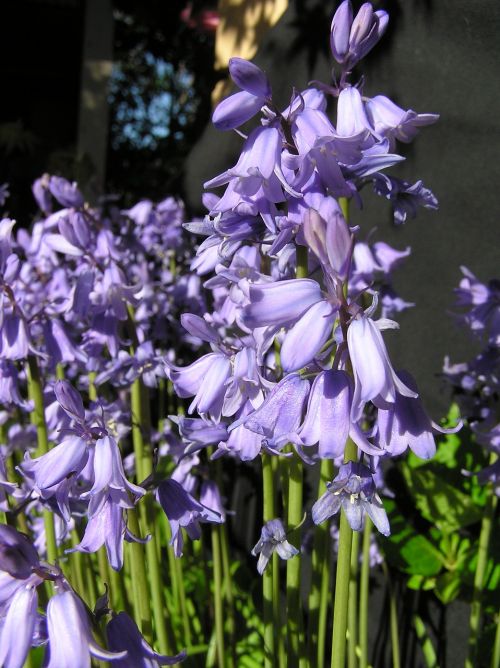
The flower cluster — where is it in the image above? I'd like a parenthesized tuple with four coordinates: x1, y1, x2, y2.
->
(444, 267, 500, 489)
(166, 0, 454, 567)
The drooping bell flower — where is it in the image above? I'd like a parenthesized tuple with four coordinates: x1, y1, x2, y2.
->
(312, 461, 390, 535)
(157, 478, 222, 557)
(212, 58, 272, 130)
(45, 588, 127, 667)
(0, 524, 40, 580)
(376, 370, 462, 459)
(106, 611, 186, 667)
(251, 519, 299, 575)
(0, 583, 38, 668)
(241, 374, 310, 450)
(48, 176, 84, 209)
(347, 314, 417, 421)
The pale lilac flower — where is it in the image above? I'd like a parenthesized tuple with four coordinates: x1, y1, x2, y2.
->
(45, 589, 126, 667)
(0, 583, 38, 668)
(347, 314, 417, 421)
(251, 519, 299, 574)
(376, 370, 461, 459)
(312, 462, 390, 535)
(241, 374, 309, 450)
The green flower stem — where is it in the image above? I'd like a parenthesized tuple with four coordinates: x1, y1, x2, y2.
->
(126, 507, 153, 639)
(412, 613, 437, 668)
(282, 234, 309, 668)
(272, 456, 286, 668)
(131, 377, 172, 655)
(97, 546, 110, 595)
(262, 454, 276, 666)
(317, 531, 333, 668)
(296, 245, 308, 279)
(491, 608, 500, 668)
(331, 437, 358, 668)
(382, 561, 400, 668)
(88, 371, 97, 401)
(466, 469, 498, 668)
(359, 518, 372, 668)
(211, 524, 226, 668)
(308, 458, 334, 662)
(174, 552, 193, 648)
(26, 355, 57, 565)
(348, 530, 360, 668)
(286, 452, 304, 667)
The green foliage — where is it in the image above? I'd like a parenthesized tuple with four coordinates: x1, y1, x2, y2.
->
(381, 405, 500, 608)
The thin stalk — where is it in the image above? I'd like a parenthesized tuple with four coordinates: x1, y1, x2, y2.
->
(175, 554, 193, 647)
(272, 456, 285, 668)
(262, 454, 276, 665)
(382, 561, 400, 668)
(97, 546, 110, 595)
(491, 608, 500, 668)
(359, 518, 372, 668)
(133, 389, 171, 653)
(127, 508, 152, 639)
(286, 452, 304, 667)
(26, 355, 57, 564)
(220, 523, 235, 659)
(331, 438, 358, 668)
(88, 371, 97, 401)
(348, 530, 360, 668)
(317, 519, 333, 668)
(413, 613, 437, 668)
(211, 525, 225, 668)
(308, 458, 334, 662)
(466, 476, 498, 668)
(69, 529, 86, 601)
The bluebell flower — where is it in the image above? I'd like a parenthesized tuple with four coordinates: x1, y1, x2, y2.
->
(107, 611, 186, 667)
(251, 519, 299, 574)
(312, 462, 390, 535)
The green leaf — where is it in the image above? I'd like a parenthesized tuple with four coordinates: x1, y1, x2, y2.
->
(382, 499, 443, 576)
(434, 571, 462, 604)
(401, 464, 483, 532)
(406, 574, 436, 591)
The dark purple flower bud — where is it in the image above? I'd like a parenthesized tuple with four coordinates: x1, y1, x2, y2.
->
(212, 90, 265, 131)
(312, 462, 390, 535)
(228, 57, 271, 99)
(0, 524, 40, 579)
(330, 1, 388, 69)
(251, 519, 299, 575)
(330, 0, 353, 64)
(348, 3, 388, 66)
(157, 479, 222, 557)
(48, 176, 84, 209)
(54, 380, 85, 423)
(107, 612, 186, 667)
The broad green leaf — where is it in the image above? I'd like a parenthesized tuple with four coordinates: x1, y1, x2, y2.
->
(401, 464, 483, 531)
(382, 499, 443, 576)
